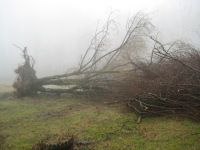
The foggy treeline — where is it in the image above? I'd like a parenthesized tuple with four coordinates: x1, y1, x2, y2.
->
(0, 0, 200, 80)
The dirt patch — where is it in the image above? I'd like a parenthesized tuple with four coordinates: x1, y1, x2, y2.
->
(0, 134, 7, 147)
(32, 136, 74, 150)
(33, 133, 91, 150)
(0, 108, 8, 111)
(29, 104, 87, 119)
(0, 92, 14, 99)
(29, 110, 68, 118)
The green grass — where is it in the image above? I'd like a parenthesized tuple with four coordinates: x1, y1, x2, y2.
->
(0, 82, 200, 150)
(0, 97, 199, 150)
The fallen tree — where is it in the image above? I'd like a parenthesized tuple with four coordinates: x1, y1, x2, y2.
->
(119, 37, 200, 121)
(13, 12, 153, 97)
(13, 12, 200, 121)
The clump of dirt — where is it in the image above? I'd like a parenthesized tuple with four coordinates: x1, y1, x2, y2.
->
(13, 47, 37, 98)
(32, 135, 74, 150)
(32, 133, 92, 150)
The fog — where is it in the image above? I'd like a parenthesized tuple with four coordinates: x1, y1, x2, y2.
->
(0, 0, 200, 81)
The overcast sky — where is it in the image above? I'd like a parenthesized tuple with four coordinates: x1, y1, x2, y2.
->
(0, 0, 200, 80)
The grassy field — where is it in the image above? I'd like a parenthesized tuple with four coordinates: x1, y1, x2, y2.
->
(0, 82, 200, 150)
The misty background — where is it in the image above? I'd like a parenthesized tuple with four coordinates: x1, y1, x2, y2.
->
(0, 0, 199, 81)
